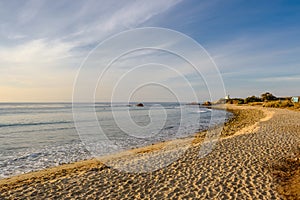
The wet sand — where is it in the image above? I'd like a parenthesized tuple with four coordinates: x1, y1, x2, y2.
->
(1, 105, 299, 199)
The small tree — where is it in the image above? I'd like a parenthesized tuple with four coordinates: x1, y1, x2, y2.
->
(261, 92, 277, 102)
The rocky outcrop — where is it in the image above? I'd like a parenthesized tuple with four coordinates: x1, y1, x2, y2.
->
(202, 101, 212, 106)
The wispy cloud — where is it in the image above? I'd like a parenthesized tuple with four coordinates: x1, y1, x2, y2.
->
(0, 0, 183, 101)
(257, 75, 300, 82)
(0, 39, 75, 64)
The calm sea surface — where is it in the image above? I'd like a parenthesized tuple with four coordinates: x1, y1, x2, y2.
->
(0, 103, 230, 178)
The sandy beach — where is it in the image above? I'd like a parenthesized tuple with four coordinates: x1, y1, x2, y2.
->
(1, 105, 299, 199)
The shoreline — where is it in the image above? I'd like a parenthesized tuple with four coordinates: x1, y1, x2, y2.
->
(1, 107, 299, 199)
(0, 105, 265, 188)
(3, 104, 298, 199)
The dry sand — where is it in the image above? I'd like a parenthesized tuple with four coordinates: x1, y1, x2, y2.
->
(0, 105, 299, 199)
(272, 150, 300, 200)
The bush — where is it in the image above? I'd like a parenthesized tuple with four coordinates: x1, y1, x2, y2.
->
(245, 96, 262, 104)
(227, 98, 244, 104)
(264, 101, 280, 108)
(263, 100, 293, 108)
(261, 92, 277, 101)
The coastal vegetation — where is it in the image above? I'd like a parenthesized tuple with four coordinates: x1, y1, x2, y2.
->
(223, 92, 300, 110)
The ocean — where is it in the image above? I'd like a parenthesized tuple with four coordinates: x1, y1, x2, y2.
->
(0, 102, 230, 178)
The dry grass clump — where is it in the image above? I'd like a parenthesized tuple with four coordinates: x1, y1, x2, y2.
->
(263, 100, 294, 108)
(248, 102, 264, 106)
(294, 103, 300, 110)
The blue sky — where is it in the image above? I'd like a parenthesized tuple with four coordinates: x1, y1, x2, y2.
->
(0, 0, 299, 102)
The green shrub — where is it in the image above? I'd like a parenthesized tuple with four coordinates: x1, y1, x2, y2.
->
(245, 96, 262, 104)
(261, 92, 277, 101)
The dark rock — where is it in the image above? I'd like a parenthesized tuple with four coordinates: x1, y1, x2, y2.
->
(202, 101, 212, 106)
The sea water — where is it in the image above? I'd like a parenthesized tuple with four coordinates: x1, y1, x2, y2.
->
(0, 103, 230, 178)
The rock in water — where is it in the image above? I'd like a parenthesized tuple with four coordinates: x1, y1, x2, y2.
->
(136, 103, 144, 107)
(202, 101, 212, 106)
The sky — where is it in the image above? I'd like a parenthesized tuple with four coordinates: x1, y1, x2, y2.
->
(0, 0, 300, 102)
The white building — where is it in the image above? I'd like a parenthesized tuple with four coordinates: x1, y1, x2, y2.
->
(292, 96, 299, 103)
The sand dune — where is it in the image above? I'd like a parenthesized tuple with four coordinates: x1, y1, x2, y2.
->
(1, 105, 299, 199)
